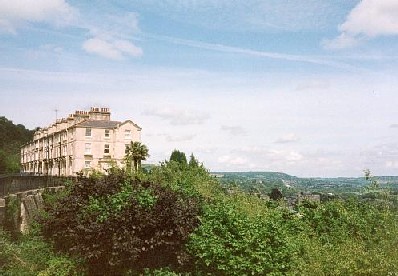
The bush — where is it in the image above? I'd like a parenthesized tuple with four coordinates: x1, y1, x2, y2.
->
(187, 196, 302, 275)
(147, 160, 222, 200)
(40, 171, 201, 274)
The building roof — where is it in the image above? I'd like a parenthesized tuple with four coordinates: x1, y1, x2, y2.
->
(75, 120, 121, 129)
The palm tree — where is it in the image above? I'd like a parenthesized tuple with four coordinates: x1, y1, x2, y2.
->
(125, 141, 149, 172)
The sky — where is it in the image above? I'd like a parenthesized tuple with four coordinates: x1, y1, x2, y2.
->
(1, 0, 398, 177)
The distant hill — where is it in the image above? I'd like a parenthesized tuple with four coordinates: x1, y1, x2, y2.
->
(214, 171, 398, 195)
(0, 116, 34, 174)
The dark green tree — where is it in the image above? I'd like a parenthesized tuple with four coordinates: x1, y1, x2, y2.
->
(169, 150, 187, 166)
(269, 188, 283, 201)
(188, 153, 199, 168)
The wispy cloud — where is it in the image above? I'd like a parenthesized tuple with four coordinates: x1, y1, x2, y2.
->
(131, 1, 347, 32)
(142, 107, 210, 125)
(324, 0, 398, 49)
(146, 33, 356, 70)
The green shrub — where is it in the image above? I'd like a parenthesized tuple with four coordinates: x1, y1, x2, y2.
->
(147, 160, 222, 200)
(40, 171, 201, 274)
(188, 197, 301, 275)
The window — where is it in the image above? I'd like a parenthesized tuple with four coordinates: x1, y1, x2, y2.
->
(85, 128, 92, 137)
(124, 129, 131, 139)
(104, 129, 110, 138)
(85, 143, 91, 154)
(85, 160, 91, 168)
(104, 144, 110, 154)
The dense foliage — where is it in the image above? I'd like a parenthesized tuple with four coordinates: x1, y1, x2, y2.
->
(187, 197, 301, 275)
(294, 199, 398, 275)
(0, 228, 82, 275)
(0, 116, 34, 174)
(40, 171, 202, 274)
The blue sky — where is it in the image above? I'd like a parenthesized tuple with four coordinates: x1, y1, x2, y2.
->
(1, 0, 398, 177)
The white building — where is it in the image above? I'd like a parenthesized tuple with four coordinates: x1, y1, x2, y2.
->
(21, 107, 141, 176)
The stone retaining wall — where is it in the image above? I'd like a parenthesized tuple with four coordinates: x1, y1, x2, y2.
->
(0, 175, 75, 197)
(0, 186, 65, 234)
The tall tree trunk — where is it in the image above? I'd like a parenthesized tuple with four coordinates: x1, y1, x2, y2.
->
(133, 158, 138, 172)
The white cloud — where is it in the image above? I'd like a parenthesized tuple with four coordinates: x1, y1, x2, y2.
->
(274, 133, 300, 144)
(83, 12, 140, 42)
(0, 1, 142, 61)
(142, 107, 210, 125)
(221, 125, 247, 136)
(218, 155, 249, 166)
(234, 147, 304, 165)
(324, 0, 398, 49)
(340, 0, 398, 37)
(285, 151, 303, 162)
(164, 134, 196, 142)
(386, 160, 398, 169)
(82, 37, 142, 60)
(113, 40, 142, 56)
(81, 11, 142, 60)
(322, 32, 362, 50)
(0, 0, 75, 33)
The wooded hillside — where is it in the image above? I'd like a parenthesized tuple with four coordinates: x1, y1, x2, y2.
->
(0, 116, 34, 174)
